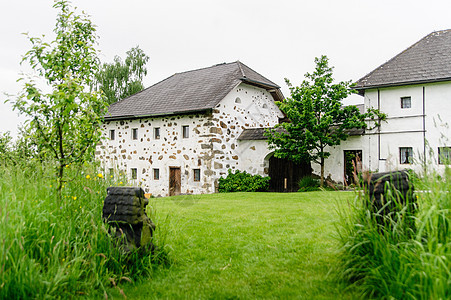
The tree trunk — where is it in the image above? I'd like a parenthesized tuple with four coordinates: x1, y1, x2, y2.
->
(57, 163, 64, 203)
(320, 157, 325, 187)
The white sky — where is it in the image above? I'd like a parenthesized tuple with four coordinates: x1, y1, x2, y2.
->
(1, 0, 451, 136)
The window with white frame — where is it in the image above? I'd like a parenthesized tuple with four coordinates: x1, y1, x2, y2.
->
(182, 125, 189, 138)
(109, 129, 115, 140)
(132, 128, 138, 140)
(153, 168, 160, 180)
(131, 168, 138, 179)
(400, 147, 413, 164)
(193, 169, 201, 182)
(154, 127, 160, 139)
(438, 147, 451, 164)
(401, 96, 411, 109)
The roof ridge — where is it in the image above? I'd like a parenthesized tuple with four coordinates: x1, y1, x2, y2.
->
(356, 29, 451, 89)
(236, 61, 246, 78)
(356, 32, 431, 87)
(173, 61, 237, 76)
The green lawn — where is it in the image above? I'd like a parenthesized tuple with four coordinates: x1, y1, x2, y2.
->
(111, 192, 357, 299)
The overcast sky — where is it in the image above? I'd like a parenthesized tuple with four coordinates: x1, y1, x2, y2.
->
(1, 0, 451, 136)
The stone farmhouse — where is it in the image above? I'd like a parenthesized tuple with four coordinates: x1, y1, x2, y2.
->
(319, 30, 451, 184)
(97, 62, 310, 196)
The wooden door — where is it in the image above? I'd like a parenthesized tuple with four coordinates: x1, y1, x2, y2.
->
(169, 167, 181, 196)
(344, 150, 362, 185)
(268, 156, 312, 192)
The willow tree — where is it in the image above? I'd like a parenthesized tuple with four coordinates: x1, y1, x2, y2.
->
(95, 46, 150, 104)
(12, 0, 107, 201)
(266, 55, 385, 187)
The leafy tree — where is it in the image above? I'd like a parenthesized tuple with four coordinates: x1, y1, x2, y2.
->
(11, 0, 107, 200)
(95, 46, 149, 104)
(0, 131, 13, 164)
(266, 55, 385, 187)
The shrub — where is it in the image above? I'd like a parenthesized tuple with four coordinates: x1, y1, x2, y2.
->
(218, 170, 270, 192)
(298, 176, 320, 192)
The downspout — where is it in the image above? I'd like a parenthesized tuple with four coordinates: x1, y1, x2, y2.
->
(423, 86, 426, 166)
(378, 89, 382, 162)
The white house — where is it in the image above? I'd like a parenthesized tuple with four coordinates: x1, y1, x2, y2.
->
(96, 62, 311, 196)
(318, 30, 451, 183)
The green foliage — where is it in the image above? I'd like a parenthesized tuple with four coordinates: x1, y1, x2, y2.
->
(218, 169, 270, 192)
(336, 169, 451, 298)
(95, 46, 149, 105)
(10, 0, 108, 200)
(0, 161, 167, 299)
(0, 129, 39, 166)
(298, 175, 321, 192)
(266, 55, 386, 186)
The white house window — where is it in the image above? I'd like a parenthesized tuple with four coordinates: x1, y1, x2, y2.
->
(235, 97, 241, 103)
(153, 168, 160, 180)
(109, 129, 115, 140)
(400, 147, 413, 164)
(401, 96, 411, 109)
(182, 125, 189, 138)
(131, 168, 138, 180)
(154, 127, 160, 139)
(132, 128, 138, 140)
(438, 147, 451, 164)
(193, 169, 201, 182)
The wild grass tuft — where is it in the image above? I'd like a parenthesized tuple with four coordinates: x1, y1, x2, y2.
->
(0, 162, 167, 299)
(336, 169, 451, 299)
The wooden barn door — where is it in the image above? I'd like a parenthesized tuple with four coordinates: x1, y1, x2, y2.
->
(268, 156, 311, 192)
(169, 167, 181, 196)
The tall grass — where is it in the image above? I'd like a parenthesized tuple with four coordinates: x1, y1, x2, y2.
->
(337, 169, 451, 299)
(0, 162, 167, 299)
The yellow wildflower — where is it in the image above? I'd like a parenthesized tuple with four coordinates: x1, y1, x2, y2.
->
(119, 181, 123, 185)
(97, 173, 103, 178)
(73, 196, 77, 200)
(86, 175, 90, 179)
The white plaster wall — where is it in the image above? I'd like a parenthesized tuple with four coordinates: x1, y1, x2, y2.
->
(97, 82, 284, 196)
(321, 81, 451, 183)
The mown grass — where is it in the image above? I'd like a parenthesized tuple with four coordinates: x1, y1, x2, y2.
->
(0, 163, 167, 299)
(112, 192, 358, 299)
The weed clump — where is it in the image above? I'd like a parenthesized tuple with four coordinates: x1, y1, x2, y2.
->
(336, 169, 451, 299)
(0, 163, 168, 299)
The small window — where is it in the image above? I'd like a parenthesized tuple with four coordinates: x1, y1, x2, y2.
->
(438, 147, 451, 164)
(401, 97, 411, 109)
(132, 128, 138, 140)
(153, 168, 160, 180)
(235, 97, 241, 103)
(182, 125, 189, 138)
(154, 127, 160, 139)
(131, 168, 138, 179)
(193, 169, 201, 182)
(400, 147, 413, 164)
(109, 129, 115, 140)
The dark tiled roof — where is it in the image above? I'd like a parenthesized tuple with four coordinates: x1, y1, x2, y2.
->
(355, 30, 451, 90)
(106, 61, 281, 120)
(238, 127, 285, 140)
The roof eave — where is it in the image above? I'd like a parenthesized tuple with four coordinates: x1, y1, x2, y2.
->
(104, 108, 211, 122)
(355, 77, 451, 93)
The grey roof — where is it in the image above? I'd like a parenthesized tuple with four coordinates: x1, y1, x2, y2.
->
(106, 61, 282, 120)
(355, 30, 451, 91)
(238, 127, 285, 140)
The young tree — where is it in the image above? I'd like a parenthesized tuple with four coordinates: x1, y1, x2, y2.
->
(266, 55, 385, 187)
(95, 46, 150, 104)
(11, 0, 107, 200)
